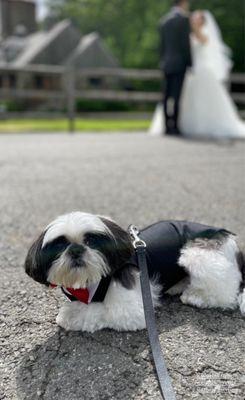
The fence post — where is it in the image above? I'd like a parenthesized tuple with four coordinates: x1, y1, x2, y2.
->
(65, 66, 76, 133)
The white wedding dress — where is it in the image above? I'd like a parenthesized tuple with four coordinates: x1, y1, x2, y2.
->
(149, 11, 245, 139)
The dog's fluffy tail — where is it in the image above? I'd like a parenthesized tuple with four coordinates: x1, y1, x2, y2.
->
(238, 251, 245, 315)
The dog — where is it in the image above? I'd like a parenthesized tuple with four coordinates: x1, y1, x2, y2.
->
(24, 212, 245, 332)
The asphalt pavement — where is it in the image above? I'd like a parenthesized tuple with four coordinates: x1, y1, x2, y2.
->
(0, 132, 244, 400)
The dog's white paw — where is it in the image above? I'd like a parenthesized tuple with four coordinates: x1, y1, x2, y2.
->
(56, 302, 89, 331)
(166, 278, 189, 296)
(180, 289, 206, 308)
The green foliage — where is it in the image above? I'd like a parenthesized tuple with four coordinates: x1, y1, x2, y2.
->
(45, 0, 244, 71)
(2, 100, 26, 112)
(76, 99, 131, 112)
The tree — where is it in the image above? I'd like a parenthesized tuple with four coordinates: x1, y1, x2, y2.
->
(45, 0, 244, 71)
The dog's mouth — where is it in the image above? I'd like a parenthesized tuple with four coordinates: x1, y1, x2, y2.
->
(47, 260, 95, 289)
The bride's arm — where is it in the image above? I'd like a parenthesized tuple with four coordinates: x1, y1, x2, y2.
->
(191, 21, 208, 44)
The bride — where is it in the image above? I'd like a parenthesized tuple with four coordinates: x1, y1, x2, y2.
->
(150, 11, 245, 139)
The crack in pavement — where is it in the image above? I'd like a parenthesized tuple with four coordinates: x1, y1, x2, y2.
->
(32, 296, 65, 399)
(87, 333, 147, 366)
(172, 364, 244, 377)
(36, 328, 64, 399)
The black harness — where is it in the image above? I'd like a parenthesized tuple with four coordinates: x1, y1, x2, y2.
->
(62, 220, 230, 303)
(130, 220, 230, 291)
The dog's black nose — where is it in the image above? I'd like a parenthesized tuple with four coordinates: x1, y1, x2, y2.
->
(68, 244, 85, 259)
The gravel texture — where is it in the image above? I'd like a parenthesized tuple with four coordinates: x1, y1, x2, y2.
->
(0, 132, 244, 400)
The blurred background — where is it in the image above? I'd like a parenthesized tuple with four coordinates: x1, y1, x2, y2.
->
(1, 4, 245, 400)
(0, 0, 244, 133)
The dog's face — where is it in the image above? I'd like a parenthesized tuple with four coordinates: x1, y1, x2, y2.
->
(25, 212, 133, 288)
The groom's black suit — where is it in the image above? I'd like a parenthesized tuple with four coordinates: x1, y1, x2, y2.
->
(159, 8, 192, 134)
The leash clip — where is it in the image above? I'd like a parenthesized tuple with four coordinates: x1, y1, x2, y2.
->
(128, 225, 146, 249)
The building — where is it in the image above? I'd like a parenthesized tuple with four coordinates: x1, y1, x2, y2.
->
(0, 1, 120, 109)
(0, 0, 37, 38)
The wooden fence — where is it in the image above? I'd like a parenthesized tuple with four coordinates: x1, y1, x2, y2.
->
(0, 64, 244, 132)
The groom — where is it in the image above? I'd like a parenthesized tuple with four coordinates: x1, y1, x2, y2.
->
(159, 0, 192, 135)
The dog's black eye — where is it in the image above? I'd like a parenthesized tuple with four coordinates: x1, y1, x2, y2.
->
(41, 236, 70, 269)
(45, 235, 69, 250)
(84, 233, 108, 249)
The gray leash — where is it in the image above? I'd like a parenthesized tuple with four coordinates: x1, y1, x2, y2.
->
(129, 225, 176, 400)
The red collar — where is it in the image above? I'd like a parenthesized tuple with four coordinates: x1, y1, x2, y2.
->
(62, 287, 90, 303)
(50, 283, 99, 304)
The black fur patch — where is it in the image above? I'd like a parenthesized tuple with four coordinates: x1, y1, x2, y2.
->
(24, 233, 70, 284)
(184, 230, 232, 250)
(237, 250, 245, 290)
(100, 217, 135, 287)
(113, 264, 137, 289)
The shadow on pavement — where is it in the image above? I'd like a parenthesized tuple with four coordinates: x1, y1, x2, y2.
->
(16, 296, 244, 400)
(16, 326, 151, 400)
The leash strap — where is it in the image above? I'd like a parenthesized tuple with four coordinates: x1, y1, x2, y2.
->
(129, 225, 176, 400)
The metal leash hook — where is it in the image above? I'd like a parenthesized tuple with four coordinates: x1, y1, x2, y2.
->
(128, 225, 146, 249)
(128, 224, 176, 400)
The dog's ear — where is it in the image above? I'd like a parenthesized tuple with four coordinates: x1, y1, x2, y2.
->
(100, 217, 134, 267)
(24, 231, 48, 285)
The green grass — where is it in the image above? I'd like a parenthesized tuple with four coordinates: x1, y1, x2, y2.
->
(0, 118, 151, 133)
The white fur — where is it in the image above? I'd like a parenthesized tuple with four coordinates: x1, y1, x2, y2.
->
(56, 272, 162, 332)
(178, 237, 242, 310)
(47, 247, 109, 289)
(44, 212, 112, 289)
(42, 212, 110, 248)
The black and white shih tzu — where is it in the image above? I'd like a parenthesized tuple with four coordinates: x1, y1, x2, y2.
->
(25, 212, 245, 332)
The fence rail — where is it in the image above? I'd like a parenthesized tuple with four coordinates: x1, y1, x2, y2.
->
(0, 64, 244, 132)
(0, 64, 244, 82)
